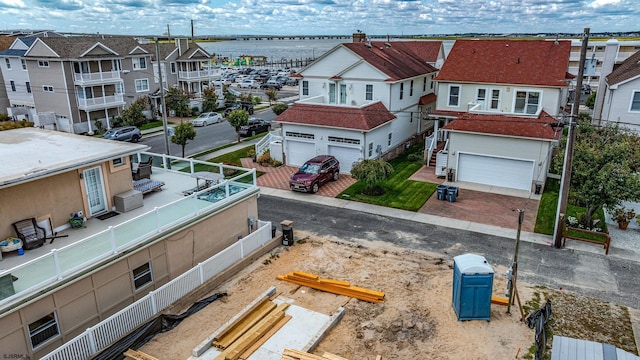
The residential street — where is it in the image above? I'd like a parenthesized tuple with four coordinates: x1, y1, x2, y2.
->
(257, 195, 640, 309)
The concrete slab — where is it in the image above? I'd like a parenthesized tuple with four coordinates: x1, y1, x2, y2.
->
(189, 296, 341, 360)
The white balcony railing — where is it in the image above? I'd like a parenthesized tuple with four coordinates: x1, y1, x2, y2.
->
(73, 71, 122, 84)
(178, 68, 223, 80)
(0, 154, 259, 312)
(77, 94, 125, 110)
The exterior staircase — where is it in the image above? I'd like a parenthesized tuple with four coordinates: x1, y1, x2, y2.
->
(429, 141, 446, 166)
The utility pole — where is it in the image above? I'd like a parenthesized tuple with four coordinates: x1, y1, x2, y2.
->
(191, 19, 194, 43)
(553, 27, 589, 248)
(508, 209, 524, 315)
(166, 24, 170, 39)
(155, 38, 171, 156)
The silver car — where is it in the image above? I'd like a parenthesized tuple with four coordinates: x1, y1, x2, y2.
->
(190, 112, 223, 127)
(102, 126, 142, 142)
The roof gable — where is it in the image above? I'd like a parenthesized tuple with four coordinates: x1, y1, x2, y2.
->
(80, 42, 118, 57)
(442, 110, 561, 140)
(276, 101, 396, 131)
(342, 41, 439, 81)
(606, 50, 640, 86)
(25, 38, 60, 58)
(25, 37, 141, 59)
(435, 40, 571, 87)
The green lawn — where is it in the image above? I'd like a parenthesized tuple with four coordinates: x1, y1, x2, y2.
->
(338, 150, 436, 212)
(534, 178, 608, 240)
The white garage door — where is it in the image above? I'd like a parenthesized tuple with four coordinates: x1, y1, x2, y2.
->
(328, 145, 362, 173)
(287, 140, 315, 167)
(457, 153, 534, 191)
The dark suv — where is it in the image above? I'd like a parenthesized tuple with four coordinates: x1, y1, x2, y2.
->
(239, 117, 271, 137)
(289, 155, 340, 193)
(224, 101, 254, 116)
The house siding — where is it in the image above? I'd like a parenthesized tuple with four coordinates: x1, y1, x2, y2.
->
(601, 79, 640, 132)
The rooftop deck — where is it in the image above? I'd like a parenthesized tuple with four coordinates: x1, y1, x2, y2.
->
(0, 152, 259, 311)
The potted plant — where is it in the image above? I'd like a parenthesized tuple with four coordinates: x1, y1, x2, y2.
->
(611, 207, 636, 230)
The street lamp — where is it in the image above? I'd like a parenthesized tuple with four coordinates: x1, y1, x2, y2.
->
(155, 37, 171, 156)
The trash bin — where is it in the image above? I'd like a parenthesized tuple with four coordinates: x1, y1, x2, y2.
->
(281, 220, 294, 246)
(447, 186, 458, 202)
(437, 185, 448, 201)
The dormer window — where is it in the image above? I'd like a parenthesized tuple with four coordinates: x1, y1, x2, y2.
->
(448, 85, 460, 107)
(133, 57, 147, 70)
(514, 90, 540, 114)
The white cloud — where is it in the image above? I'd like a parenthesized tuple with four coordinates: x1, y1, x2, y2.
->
(0, 0, 26, 7)
(589, 0, 621, 7)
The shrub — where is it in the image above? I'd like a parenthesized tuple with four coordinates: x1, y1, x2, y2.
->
(407, 153, 423, 162)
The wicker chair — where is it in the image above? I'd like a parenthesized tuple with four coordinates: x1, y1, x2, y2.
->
(12, 218, 46, 250)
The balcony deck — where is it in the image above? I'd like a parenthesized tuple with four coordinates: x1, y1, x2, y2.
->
(0, 153, 258, 310)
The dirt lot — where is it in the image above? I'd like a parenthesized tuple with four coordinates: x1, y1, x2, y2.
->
(140, 232, 536, 359)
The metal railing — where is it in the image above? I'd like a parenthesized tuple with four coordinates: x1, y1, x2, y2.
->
(73, 71, 122, 84)
(255, 129, 282, 158)
(41, 220, 273, 360)
(178, 68, 223, 80)
(425, 134, 435, 167)
(77, 95, 125, 110)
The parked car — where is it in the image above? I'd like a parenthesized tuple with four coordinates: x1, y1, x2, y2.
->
(102, 126, 142, 142)
(225, 101, 255, 116)
(238, 117, 271, 137)
(260, 81, 282, 90)
(238, 79, 259, 89)
(289, 155, 340, 193)
(285, 78, 299, 86)
(190, 112, 223, 126)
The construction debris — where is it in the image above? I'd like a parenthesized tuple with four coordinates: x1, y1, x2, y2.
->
(123, 349, 158, 360)
(282, 348, 348, 360)
(276, 271, 385, 303)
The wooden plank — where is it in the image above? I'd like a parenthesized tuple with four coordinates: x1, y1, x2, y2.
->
(321, 351, 350, 360)
(123, 349, 159, 360)
(212, 296, 271, 347)
(282, 348, 328, 360)
(318, 279, 350, 287)
(239, 315, 292, 360)
(375, 356, 382, 360)
(491, 296, 509, 306)
(277, 274, 385, 303)
(214, 300, 277, 349)
(292, 271, 319, 280)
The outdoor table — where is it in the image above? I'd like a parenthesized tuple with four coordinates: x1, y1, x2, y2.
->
(190, 171, 224, 190)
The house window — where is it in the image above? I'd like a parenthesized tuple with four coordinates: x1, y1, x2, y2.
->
(38, 60, 49, 68)
(43, 85, 54, 92)
(423, 77, 427, 92)
(116, 83, 124, 94)
(365, 84, 373, 101)
(388, 133, 392, 146)
(112, 157, 125, 167)
(28, 312, 60, 349)
(26, 82, 31, 94)
(133, 57, 147, 70)
(170, 62, 176, 74)
(410, 80, 414, 97)
(112, 59, 121, 72)
(132, 262, 153, 290)
(339, 84, 347, 104)
(135, 79, 149, 92)
(10, 80, 15, 92)
(328, 136, 359, 144)
(490, 89, 501, 110)
(5, 58, 10, 69)
(21, 59, 27, 70)
(368, 142, 373, 157)
(302, 81, 309, 96)
(476, 88, 487, 109)
(448, 85, 460, 107)
(514, 90, 540, 114)
(399, 83, 404, 100)
(329, 83, 336, 103)
(630, 91, 640, 112)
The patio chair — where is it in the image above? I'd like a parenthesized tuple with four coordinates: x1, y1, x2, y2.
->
(132, 157, 153, 180)
(12, 218, 46, 250)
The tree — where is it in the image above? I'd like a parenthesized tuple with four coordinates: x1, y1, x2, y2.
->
(202, 87, 219, 113)
(265, 88, 278, 106)
(171, 120, 197, 158)
(350, 159, 394, 196)
(223, 85, 237, 108)
(552, 116, 640, 226)
(226, 109, 249, 143)
(585, 91, 596, 110)
(119, 97, 148, 127)
(271, 103, 288, 115)
(166, 87, 190, 117)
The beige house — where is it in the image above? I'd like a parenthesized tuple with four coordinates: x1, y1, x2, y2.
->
(0, 128, 268, 359)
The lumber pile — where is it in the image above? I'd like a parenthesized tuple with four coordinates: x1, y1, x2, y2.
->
(491, 296, 509, 306)
(276, 271, 385, 303)
(281, 348, 349, 360)
(123, 349, 158, 360)
(213, 299, 291, 360)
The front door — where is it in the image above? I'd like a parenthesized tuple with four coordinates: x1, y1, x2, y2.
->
(83, 167, 107, 216)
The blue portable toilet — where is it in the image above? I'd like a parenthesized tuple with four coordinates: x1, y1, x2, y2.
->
(452, 253, 494, 321)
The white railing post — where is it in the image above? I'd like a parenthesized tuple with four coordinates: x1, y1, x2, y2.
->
(252, 169, 257, 186)
(198, 263, 205, 285)
(87, 326, 97, 353)
(150, 291, 158, 314)
(52, 250, 63, 280)
(109, 226, 117, 254)
(154, 207, 161, 233)
(240, 238, 245, 258)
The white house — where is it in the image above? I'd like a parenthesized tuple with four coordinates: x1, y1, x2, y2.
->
(276, 40, 442, 172)
(430, 39, 572, 192)
(598, 50, 640, 133)
(0, 37, 38, 118)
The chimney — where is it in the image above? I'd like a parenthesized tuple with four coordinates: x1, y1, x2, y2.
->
(176, 38, 189, 56)
(353, 32, 366, 43)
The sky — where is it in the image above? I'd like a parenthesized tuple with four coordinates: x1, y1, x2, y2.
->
(0, 0, 638, 37)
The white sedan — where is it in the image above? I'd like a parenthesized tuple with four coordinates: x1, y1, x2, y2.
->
(190, 112, 223, 127)
(238, 79, 259, 89)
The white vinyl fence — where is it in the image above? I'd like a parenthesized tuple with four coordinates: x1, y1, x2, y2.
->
(41, 220, 273, 360)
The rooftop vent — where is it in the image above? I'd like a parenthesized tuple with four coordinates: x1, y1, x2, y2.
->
(365, 43, 372, 48)
(385, 42, 391, 48)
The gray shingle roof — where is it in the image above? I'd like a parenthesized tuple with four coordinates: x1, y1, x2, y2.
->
(606, 50, 640, 86)
(26, 36, 144, 59)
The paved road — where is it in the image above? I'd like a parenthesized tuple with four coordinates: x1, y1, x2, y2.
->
(140, 108, 280, 156)
(258, 195, 640, 309)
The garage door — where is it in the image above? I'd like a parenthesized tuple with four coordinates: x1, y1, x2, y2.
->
(328, 145, 362, 173)
(457, 153, 534, 191)
(287, 140, 315, 167)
